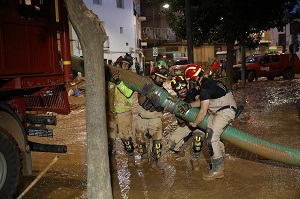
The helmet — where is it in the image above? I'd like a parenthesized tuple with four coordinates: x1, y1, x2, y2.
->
(184, 64, 204, 80)
(121, 58, 131, 65)
(115, 54, 133, 68)
(123, 53, 133, 65)
(115, 56, 123, 64)
(151, 61, 169, 79)
(171, 76, 188, 92)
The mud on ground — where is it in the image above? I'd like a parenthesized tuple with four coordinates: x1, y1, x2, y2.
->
(17, 78, 300, 199)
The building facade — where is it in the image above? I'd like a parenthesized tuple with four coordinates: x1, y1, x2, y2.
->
(71, 0, 144, 68)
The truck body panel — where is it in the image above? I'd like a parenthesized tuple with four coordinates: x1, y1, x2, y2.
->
(233, 53, 300, 82)
(0, 0, 72, 197)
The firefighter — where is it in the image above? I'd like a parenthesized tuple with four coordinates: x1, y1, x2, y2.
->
(107, 55, 135, 166)
(179, 63, 238, 180)
(135, 62, 169, 173)
(169, 76, 205, 171)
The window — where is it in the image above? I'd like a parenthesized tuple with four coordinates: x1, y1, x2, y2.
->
(272, 55, 280, 62)
(93, 0, 102, 5)
(120, 27, 123, 34)
(260, 56, 271, 64)
(174, 60, 188, 65)
(278, 34, 286, 46)
(116, 0, 124, 8)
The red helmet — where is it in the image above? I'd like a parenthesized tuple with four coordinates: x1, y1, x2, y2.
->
(184, 64, 204, 80)
(115, 56, 123, 63)
(171, 76, 188, 92)
(115, 54, 132, 67)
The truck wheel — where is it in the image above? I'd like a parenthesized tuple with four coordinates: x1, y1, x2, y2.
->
(283, 69, 293, 80)
(0, 129, 22, 198)
(247, 71, 255, 82)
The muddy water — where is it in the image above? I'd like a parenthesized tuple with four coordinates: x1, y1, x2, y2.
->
(17, 77, 300, 199)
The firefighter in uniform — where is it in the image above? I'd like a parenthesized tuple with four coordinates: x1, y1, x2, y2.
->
(179, 64, 238, 180)
(169, 76, 205, 171)
(135, 62, 168, 173)
(107, 55, 135, 165)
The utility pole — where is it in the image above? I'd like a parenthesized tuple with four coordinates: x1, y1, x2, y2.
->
(185, 0, 194, 63)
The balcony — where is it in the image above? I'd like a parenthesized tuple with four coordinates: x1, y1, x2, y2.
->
(142, 27, 176, 41)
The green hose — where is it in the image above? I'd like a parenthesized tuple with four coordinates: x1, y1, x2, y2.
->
(107, 66, 300, 166)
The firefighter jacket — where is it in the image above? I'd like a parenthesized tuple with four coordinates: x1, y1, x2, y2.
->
(109, 81, 134, 113)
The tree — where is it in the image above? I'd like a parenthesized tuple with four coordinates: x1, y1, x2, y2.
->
(64, 1, 112, 198)
(158, 0, 299, 89)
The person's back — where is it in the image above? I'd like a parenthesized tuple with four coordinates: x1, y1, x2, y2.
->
(211, 60, 220, 70)
(210, 59, 220, 78)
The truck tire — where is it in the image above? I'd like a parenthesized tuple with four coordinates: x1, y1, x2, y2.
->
(283, 69, 293, 80)
(247, 71, 256, 82)
(0, 129, 22, 198)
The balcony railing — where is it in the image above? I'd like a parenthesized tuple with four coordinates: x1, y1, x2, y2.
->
(142, 27, 176, 41)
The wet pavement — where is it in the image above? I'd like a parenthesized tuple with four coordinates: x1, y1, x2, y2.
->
(16, 76, 300, 199)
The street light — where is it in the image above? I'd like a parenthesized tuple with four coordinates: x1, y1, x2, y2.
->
(152, 3, 170, 67)
(163, 4, 169, 9)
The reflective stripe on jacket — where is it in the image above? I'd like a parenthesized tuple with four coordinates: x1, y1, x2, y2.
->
(114, 81, 133, 113)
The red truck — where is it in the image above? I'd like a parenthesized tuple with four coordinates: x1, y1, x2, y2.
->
(169, 57, 188, 76)
(0, 1, 73, 197)
(233, 53, 300, 82)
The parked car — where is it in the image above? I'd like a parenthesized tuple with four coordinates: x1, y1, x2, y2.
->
(169, 57, 188, 76)
(233, 53, 300, 82)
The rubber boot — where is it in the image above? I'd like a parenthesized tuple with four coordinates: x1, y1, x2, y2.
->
(191, 158, 200, 171)
(150, 140, 163, 173)
(140, 153, 149, 165)
(137, 142, 149, 167)
(122, 138, 135, 167)
(190, 131, 203, 171)
(219, 155, 225, 171)
(203, 157, 224, 180)
(190, 152, 200, 171)
(127, 152, 135, 167)
(150, 158, 163, 174)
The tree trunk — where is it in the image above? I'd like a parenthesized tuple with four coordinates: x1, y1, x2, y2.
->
(225, 42, 235, 90)
(64, 1, 112, 198)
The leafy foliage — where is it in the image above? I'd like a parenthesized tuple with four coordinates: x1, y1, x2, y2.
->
(159, 0, 299, 47)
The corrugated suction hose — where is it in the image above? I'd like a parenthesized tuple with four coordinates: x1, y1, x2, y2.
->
(107, 65, 300, 166)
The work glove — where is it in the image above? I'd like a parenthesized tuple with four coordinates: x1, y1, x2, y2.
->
(111, 70, 121, 84)
(177, 103, 192, 115)
(235, 105, 244, 118)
